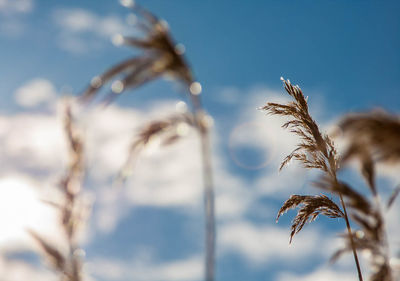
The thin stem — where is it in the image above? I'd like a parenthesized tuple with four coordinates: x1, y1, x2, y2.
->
(373, 193, 393, 281)
(338, 193, 363, 281)
(190, 92, 215, 281)
(201, 128, 215, 281)
(329, 165, 363, 281)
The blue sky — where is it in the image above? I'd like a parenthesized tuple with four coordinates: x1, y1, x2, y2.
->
(0, 0, 400, 281)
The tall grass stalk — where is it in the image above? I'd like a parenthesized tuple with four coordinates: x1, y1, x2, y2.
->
(261, 78, 363, 280)
(80, 3, 216, 280)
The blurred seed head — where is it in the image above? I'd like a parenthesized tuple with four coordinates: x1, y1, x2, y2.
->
(190, 81, 202, 95)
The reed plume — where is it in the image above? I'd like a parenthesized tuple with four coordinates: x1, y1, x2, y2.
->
(276, 194, 344, 243)
(260, 78, 363, 280)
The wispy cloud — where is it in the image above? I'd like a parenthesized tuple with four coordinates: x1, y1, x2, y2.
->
(0, 113, 65, 173)
(0, 176, 63, 253)
(14, 78, 57, 108)
(1, 79, 205, 242)
(220, 86, 312, 198)
(0, 0, 33, 14)
(52, 8, 131, 53)
(218, 221, 325, 266)
(0, 0, 33, 36)
(0, 256, 56, 281)
(275, 266, 355, 281)
(87, 255, 202, 281)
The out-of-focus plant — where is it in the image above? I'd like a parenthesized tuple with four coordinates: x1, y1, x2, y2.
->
(80, 2, 216, 280)
(329, 110, 400, 281)
(30, 101, 90, 281)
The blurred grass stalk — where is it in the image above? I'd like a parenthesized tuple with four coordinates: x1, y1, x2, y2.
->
(30, 101, 88, 281)
(81, 2, 216, 280)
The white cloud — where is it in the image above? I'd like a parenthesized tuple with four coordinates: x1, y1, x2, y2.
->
(216, 87, 241, 105)
(87, 255, 202, 281)
(81, 102, 203, 207)
(53, 8, 131, 53)
(3, 79, 399, 281)
(0, 0, 32, 36)
(54, 9, 97, 33)
(0, 176, 64, 252)
(218, 221, 324, 266)
(54, 9, 129, 37)
(82, 102, 204, 233)
(275, 266, 355, 281)
(215, 186, 249, 219)
(1, 81, 206, 239)
(211, 153, 253, 219)
(222, 86, 312, 198)
(0, 0, 33, 14)
(0, 112, 66, 173)
(0, 256, 56, 281)
(254, 164, 313, 199)
(98, 16, 129, 38)
(14, 78, 57, 108)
